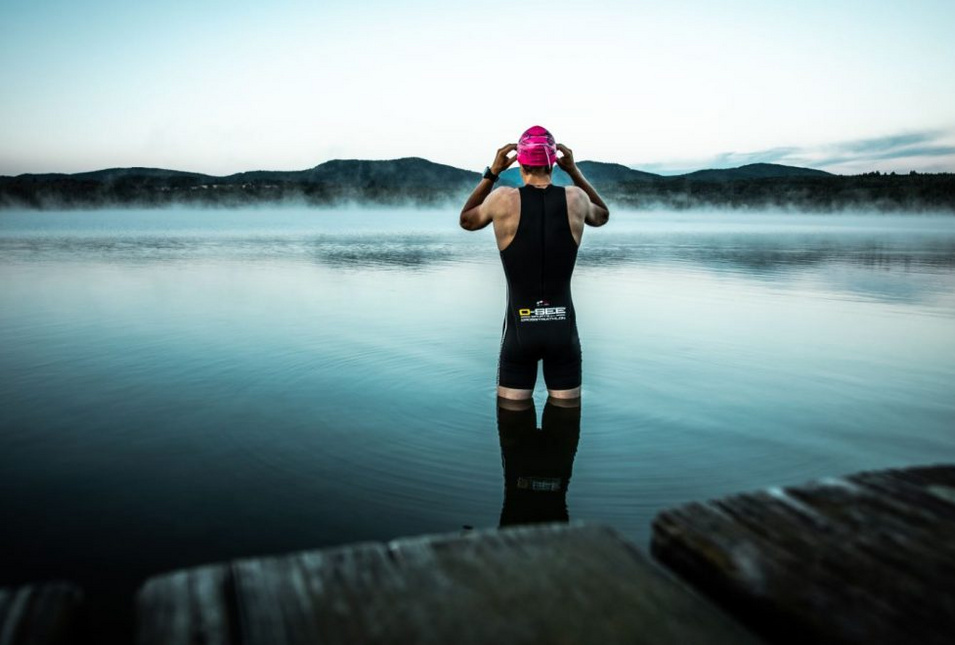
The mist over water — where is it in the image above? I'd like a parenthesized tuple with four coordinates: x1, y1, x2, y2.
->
(2, 207, 954, 622)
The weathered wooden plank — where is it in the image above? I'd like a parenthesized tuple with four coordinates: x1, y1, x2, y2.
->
(651, 463, 955, 645)
(135, 565, 234, 645)
(0, 582, 84, 645)
(137, 522, 762, 645)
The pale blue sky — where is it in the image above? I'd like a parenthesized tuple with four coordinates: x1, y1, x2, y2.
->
(2, 0, 954, 175)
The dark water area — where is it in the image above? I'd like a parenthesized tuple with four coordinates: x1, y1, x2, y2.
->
(2, 208, 955, 640)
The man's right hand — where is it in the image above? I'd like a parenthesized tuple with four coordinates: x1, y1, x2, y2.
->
(491, 143, 518, 175)
(556, 143, 577, 173)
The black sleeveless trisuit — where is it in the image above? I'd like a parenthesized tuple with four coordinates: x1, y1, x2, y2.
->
(497, 184, 581, 390)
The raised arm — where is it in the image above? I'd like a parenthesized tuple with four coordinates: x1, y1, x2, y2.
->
(459, 143, 518, 231)
(556, 143, 610, 227)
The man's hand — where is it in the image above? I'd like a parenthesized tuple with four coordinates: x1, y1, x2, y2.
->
(491, 143, 519, 175)
(556, 143, 610, 227)
(460, 143, 517, 231)
(556, 143, 577, 173)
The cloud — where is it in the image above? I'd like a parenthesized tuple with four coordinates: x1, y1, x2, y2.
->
(707, 147, 803, 167)
(813, 130, 955, 173)
(810, 130, 955, 169)
(636, 129, 955, 175)
(830, 131, 946, 155)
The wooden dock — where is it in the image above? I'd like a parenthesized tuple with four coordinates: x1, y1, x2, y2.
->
(4, 463, 954, 644)
(0, 582, 83, 645)
(652, 464, 955, 645)
(135, 523, 760, 645)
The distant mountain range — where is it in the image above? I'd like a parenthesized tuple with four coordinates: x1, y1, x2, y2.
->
(3, 157, 831, 188)
(499, 160, 829, 186)
(1, 158, 952, 211)
(8, 157, 477, 190)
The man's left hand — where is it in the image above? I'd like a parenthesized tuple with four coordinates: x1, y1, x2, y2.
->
(491, 143, 519, 175)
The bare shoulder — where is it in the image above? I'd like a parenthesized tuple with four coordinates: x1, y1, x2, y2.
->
(563, 185, 586, 202)
(487, 186, 520, 216)
(490, 185, 519, 201)
(563, 185, 589, 211)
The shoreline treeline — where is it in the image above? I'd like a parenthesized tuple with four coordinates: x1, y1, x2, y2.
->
(1, 159, 953, 212)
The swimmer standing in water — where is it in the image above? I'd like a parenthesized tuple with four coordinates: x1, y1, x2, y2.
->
(459, 126, 609, 401)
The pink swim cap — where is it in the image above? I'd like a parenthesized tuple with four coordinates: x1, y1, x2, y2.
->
(517, 125, 557, 166)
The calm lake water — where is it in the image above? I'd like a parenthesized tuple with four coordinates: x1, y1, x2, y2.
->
(2, 207, 955, 623)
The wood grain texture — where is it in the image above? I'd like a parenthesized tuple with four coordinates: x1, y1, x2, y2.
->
(137, 522, 761, 645)
(0, 582, 84, 645)
(651, 463, 955, 645)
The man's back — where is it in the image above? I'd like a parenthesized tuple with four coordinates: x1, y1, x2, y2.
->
(486, 184, 593, 252)
(500, 185, 578, 308)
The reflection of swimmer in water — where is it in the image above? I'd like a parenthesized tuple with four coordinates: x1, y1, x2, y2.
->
(497, 396, 581, 527)
(459, 126, 609, 401)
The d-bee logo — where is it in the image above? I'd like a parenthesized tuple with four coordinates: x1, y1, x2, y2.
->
(518, 303, 567, 322)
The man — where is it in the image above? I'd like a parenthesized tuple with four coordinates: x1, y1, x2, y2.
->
(460, 125, 609, 401)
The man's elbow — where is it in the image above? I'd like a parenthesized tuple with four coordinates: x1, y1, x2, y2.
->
(588, 208, 610, 227)
(459, 213, 475, 230)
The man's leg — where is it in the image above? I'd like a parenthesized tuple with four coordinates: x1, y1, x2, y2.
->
(543, 329, 582, 401)
(546, 387, 581, 400)
(497, 385, 534, 401)
(497, 333, 536, 400)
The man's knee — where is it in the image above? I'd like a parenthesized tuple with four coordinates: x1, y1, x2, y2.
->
(497, 385, 534, 401)
(547, 387, 581, 400)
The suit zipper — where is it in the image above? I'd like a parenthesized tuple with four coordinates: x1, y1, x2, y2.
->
(539, 188, 546, 299)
